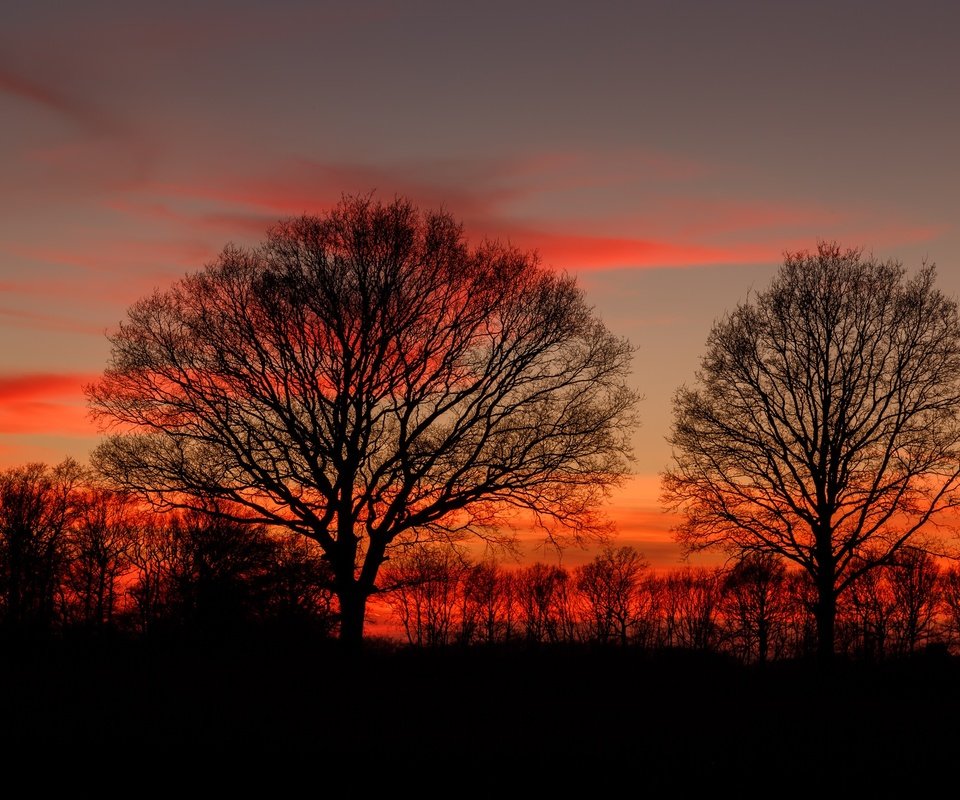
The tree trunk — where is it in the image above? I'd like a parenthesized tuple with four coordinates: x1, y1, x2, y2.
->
(337, 584, 367, 647)
(814, 581, 836, 664)
(814, 530, 837, 664)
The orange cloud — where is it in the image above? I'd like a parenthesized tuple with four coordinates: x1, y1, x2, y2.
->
(1, 246, 214, 320)
(129, 157, 762, 271)
(657, 198, 947, 253)
(487, 227, 776, 269)
(0, 373, 96, 437)
(0, 62, 153, 214)
(0, 373, 93, 402)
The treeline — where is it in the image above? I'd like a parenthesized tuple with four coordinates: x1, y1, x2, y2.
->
(381, 544, 960, 662)
(0, 460, 336, 639)
(6, 459, 960, 661)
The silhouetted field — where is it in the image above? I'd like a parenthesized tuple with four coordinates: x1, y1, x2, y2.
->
(0, 636, 957, 793)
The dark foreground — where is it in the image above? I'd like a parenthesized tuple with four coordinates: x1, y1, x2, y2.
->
(1, 636, 957, 793)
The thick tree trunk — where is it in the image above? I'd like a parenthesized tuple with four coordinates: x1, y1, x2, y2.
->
(814, 528, 837, 664)
(331, 531, 385, 647)
(814, 582, 836, 664)
(337, 534, 387, 647)
(337, 585, 367, 647)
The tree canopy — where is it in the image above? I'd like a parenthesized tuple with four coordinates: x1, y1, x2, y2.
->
(662, 243, 960, 658)
(87, 195, 639, 642)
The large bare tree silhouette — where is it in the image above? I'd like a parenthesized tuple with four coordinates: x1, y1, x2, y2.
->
(663, 243, 960, 660)
(88, 195, 639, 644)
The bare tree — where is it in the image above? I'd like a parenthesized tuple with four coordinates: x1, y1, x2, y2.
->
(940, 566, 960, 653)
(63, 486, 136, 632)
(87, 195, 638, 644)
(663, 243, 960, 660)
(513, 562, 577, 643)
(671, 567, 723, 651)
(265, 534, 336, 634)
(157, 508, 280, 633)
(781, 570, 819, 659)
(644, 568, 720, 650)
(644, 574, 676, 648)
(126, 513, 173, 635)
(457, 559, 514, 644)
(842, 561, 897, 660)
(630, 572, 661, 650)
(124, 505, 335, 636)
(576, 545, 648, 645)
(380, 545, 466, 647)
(0, 460, 83, 632)
(719, 553, 790, 663)
(887, 548, 941, 655)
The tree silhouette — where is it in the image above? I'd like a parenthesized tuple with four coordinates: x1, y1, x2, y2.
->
(457, 559, 514, 644)
(940, 566, 960, 651)
(665, 567, 722, 651)
(380, 544, 467, 647)
(63, 486, 135, 632)
(886, 548, 941, 655)
(719, 553, 790, 663)
(158, 508, 279, 634)
(576, 545, 648, 645)
(663, 243, 960, 660)
(121, 504, 335, 637)
(0, 460, 83, 633)
(264, 534, 336, 635)
(126, 511, 173, 635)
(842, 559, 897, 659)
(87, 195, 638, 644)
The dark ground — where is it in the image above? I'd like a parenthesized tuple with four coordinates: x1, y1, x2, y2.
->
(1, 636, 957, 794)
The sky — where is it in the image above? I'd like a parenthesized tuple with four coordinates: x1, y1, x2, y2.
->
(2, 0, 959, 568)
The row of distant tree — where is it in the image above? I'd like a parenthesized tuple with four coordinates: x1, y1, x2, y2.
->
(382, 544, 960, 662)
(5, 457, 960, 661)
(0, 460, 336, 639)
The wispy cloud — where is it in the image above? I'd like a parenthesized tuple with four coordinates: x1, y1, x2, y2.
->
(0, 66, 115, 134)
(134, 154, 945, 271)
(3, 236, 221, 317)
(147, 150, 710, 222)
(0, 306, 104, 336)
(10, 240, 213, 275)
(0, 62, 153, 209)
(105, 198, 277, 239)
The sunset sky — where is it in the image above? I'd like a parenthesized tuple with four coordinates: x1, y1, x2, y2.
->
(2, 0, 959, 567)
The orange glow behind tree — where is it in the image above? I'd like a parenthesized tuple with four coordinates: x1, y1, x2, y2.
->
(86, 195, 640, 644)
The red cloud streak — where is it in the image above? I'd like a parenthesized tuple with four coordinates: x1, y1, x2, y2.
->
(0, 373, 98, 438)
(498, 229, 775, 269)
(143, 162, 946, 271)
(0, 67, 112, 134)
(0, 373, 93, 401)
